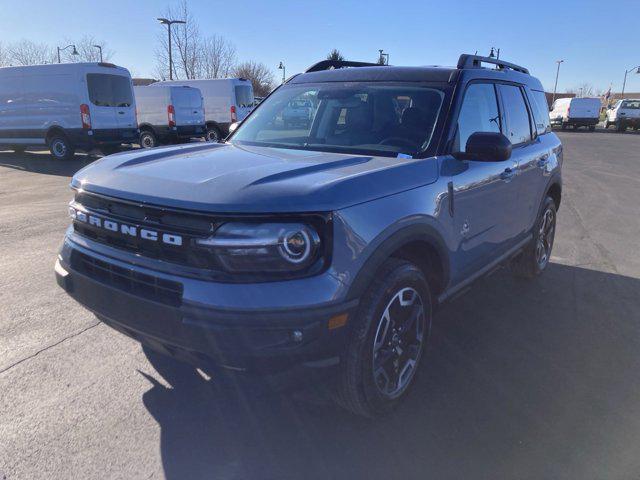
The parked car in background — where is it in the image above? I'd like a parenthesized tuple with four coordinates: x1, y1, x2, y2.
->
(134, 85, 205, 148)
(604, 99, 640, 132)
(56, 54, 562, 417)
(549, 97, 601, 130)
(281, 99, 314, 128)
(0, 62, 137, 159)
(154, 78, 254, 142)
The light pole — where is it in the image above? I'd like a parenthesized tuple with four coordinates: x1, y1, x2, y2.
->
(621, 64, 640, 101)
(157, 17, 186, 80)
(278, 61, 286, 83)
(378, 49, 389, 65)
(92, 44, 103, 62)
(57, 44, 78, 64)
(552, 59, 564, 105)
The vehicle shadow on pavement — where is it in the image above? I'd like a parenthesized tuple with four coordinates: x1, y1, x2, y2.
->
(140, 262, 640, 480)
(0, 151, 98, 176)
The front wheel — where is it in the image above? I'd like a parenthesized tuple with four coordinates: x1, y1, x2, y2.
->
(335, 258, 431, 417)
(48, 135, 75, 160)
(511, 196, 557, 278)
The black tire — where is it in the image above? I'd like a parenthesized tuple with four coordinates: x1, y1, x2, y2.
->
(616, 122, 627, 133)
(12, 146, 26, 153)
(335, 258, 432, 417)
(139, 130, 157, 149)
(588, 125, 595, 131)
(511, 196, 557, 279)
(48, 134, 75, 160)
(206, 125, 221, 142)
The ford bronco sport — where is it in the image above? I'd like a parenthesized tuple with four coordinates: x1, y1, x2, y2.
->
(55, 55, 562, 417)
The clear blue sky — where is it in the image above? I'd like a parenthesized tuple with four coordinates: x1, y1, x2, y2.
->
(2, 0, 640, 93)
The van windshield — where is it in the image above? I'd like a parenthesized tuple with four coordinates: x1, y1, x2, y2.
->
(87, 74, 133, 107)
(234, 85, 254, 108)
(231, 82, 444, 157)
(621, 100, 640, 109)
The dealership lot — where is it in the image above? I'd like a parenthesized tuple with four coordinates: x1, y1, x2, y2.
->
(1, 131, 640, 479)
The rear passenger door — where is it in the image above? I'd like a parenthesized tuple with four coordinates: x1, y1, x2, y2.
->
(497, 84, 550, 235)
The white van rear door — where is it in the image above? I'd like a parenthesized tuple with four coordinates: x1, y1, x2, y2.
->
(172, 87, 204, 126)
(86, 73, 135, 130)
(233, 83, 254, 121)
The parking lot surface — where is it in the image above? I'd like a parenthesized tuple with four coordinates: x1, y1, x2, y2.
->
(1, 131, 640, 479)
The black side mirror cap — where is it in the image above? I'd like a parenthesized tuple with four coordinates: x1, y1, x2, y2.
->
(453, 132, 512, 162)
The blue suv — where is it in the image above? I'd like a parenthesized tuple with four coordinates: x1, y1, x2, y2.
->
(56, 55, 562, 416)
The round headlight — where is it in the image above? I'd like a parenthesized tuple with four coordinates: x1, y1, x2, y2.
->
(280, 229, 312, 263)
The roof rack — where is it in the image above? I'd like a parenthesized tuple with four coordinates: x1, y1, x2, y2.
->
(305, 60, 382, 73)
(457, 54, 529, 75)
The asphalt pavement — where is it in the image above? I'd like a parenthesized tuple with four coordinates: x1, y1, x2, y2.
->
(1, 130, 639, 479)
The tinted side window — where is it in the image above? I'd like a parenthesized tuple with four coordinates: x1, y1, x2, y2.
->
(529, 90, 551, 135)
(455, 83, 501, 152)
(499, 84, 532, 144)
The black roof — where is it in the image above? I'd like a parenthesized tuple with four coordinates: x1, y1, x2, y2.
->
(289, 55, 544, 91)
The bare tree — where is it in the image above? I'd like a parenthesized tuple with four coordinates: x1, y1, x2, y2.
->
(9, 39, 55, 65)
(0, 42, 9, 67)
(327, 49, 344, 61)
(233, 61, 275, 97)
(155, 0, 201, 79)
(201, 35, 236, 79)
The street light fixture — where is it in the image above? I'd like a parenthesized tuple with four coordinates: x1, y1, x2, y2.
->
(378, 49, 389, 65)
(57, 44, 78, 64)
(92, 45, 103, 63)
(157, 17, 186, 80)
(552, 59, 564, 105)
(620, 64, 640, 101)
(278, 61, 286, 83)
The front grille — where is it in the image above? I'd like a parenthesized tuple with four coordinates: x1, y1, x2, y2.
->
(71, 250, 183, 306)
(72, 191, 223, 271)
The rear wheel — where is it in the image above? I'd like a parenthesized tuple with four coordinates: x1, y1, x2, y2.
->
(139, 130, 157, 149)
(206, 125, 221, 142)
(48, 134, 75, 160)
(335, 258, 431, 417)
(512, 196, 557, 278)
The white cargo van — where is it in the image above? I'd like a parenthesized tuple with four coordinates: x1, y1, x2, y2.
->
(0, 62, 137, 159)
(604, 99, 640, 132)
(134, 85, 205, 148)
(549, 97, 601, 130)
(153, 78, 254, 142)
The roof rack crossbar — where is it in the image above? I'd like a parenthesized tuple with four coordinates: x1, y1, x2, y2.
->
(305, 60, 382, 73)
(457, 54, 529, 75)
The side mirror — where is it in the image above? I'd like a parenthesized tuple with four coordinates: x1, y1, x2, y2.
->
(228, 122, 240, 134)
(454, 132, 512, 162)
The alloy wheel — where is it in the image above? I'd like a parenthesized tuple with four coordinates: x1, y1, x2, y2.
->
(535, 207, 555, 269)
(372, 287, 425, 399)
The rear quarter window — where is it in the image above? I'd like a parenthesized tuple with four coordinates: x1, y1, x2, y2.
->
(529, 90, 551, 135)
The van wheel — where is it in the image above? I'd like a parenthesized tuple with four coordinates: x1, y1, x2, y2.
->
(511, 196, 557, 278)
(48, 135, 75, 160)
(206, 125, 221, 142)
(139, 130, 157, 148)
(335, 258, 431, 417)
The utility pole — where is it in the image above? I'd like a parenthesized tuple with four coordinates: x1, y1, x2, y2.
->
(552, 59, 564, 104)
(157, 17, 186, 80)
(93, 45, 103, 62)
(621, 64, 640, 101)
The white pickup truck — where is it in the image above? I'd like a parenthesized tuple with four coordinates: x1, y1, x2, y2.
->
(604, 99, 640, 132)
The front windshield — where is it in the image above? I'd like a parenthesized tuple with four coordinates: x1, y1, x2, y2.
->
(621, 100, 640, 109)
(231, 82, 444, 157)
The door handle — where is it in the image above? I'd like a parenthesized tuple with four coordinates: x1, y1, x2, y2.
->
(500, 167, 516, 182)
(118, 111, 125, 115)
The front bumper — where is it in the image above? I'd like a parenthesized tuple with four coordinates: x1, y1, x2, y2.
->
(55, 236, 357, 373)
